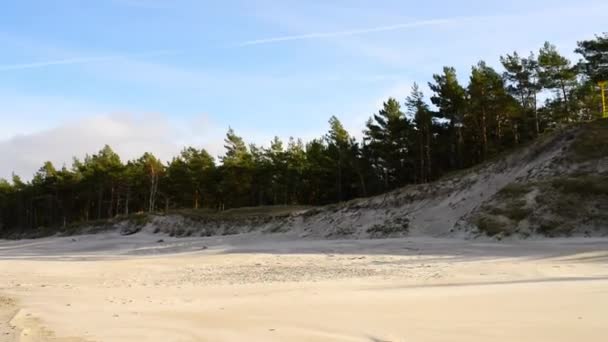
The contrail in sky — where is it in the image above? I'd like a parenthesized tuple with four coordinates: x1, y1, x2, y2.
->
(0, 50, 180, 71)
(0, 16, 489, 70)
(237, 17, 477, 46)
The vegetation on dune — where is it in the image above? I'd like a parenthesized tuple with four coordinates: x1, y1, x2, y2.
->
(165, 205, 309, 223)
(568, 119, 608, 162)
(1, 33, 607, 237)
(366, 217, 410, 238)
(476, 215, 510, 237)
(551, 175, 608, 196)
(497, 183, 533, 198)
(476, 173, 608, 238)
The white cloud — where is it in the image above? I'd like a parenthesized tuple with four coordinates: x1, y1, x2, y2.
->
(0, 114, 223, 180)
(0, 91, 118, 140)
(0, 113, 329, 181)
(0, 82, 437, 181)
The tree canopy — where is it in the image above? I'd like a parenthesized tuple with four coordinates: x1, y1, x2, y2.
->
(1, 33, 607, 236)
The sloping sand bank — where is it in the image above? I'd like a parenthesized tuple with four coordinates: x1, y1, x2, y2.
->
(1, 233, 608, 341)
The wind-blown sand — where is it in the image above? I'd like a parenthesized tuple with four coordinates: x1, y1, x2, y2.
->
(1, 232, 608, 341)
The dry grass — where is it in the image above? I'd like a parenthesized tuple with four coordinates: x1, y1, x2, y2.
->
(497, 183, 532, 198)
(475, 215, 510, 237)
(568, 119, 608, 162)
(169, 205, 312, 220)
(475, 173, 608, 237)
(550, 175, 608, 196)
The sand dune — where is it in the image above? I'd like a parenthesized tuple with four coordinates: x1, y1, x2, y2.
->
(1, 233, 608, 341)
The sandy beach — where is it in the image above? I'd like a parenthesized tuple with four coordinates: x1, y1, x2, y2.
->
(1, 233, 608, 341)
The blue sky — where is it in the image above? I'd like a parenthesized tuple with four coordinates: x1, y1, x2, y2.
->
(1, 0, 607, 179)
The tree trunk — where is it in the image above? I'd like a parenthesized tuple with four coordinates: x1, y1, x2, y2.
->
(449, 123, 457, 169)
(425, 126, 432, 181)
(194, 190, 199, 209)
(357, 164, 367, 197)
(149, 176, 157, 213)
(457, 125, 464, 168)
(124, 188, 130, 216)
(419, 132, 425, 183)
(481, 107, 488, 159)
(115, 193, 121, 218)
(560, 79, 570, 121)
(337, 149, 342, 202)
(148, 164, 158, 213)
(533, 91, 540, 135)
(85, 198, 90, 222)
(108, 185, 114, 218)
(497, 118, 503, 144)
(97, 187, 103, 220)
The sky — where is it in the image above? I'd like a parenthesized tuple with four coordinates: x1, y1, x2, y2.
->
(1, 0, 607, 180)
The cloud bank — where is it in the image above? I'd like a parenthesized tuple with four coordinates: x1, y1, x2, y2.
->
(0, 115, 207, 180)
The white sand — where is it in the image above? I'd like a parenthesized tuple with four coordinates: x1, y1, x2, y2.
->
(1, 233, 608, 341)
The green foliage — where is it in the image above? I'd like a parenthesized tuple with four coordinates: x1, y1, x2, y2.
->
(500, 51, 542, 138)
(576, 33, 608, 83)
(538, 42, 579, 121)
(429, 67, 467, 125)
(364, 97, 414, 188)
(428, 67, 469, 171)
(407, 83, 435, 182)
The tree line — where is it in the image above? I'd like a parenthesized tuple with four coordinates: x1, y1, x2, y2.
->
(1, 33, 606, 234)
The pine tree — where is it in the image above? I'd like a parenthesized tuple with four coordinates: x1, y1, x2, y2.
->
(135, 153, 163, 213)
(364, 98, 414, 188)
(576, 33, 608, 84)
(538, 42, 578, 122)
(467, 61, 511, 160)
(220, 128, 253, 209)
(285, 138, 306, 203)
(406, 84, 433, 182)
(326, 116, 352, 202)
(501, 52, 542, 136)
(429, 67, 467, 168)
